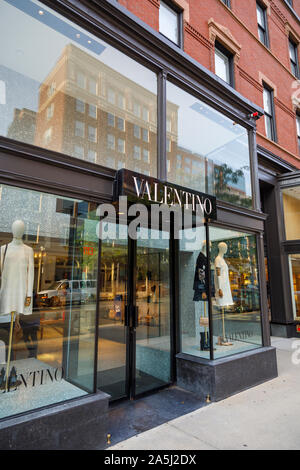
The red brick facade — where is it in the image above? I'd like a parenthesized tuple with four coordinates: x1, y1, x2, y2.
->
(119, 0, 300, 169)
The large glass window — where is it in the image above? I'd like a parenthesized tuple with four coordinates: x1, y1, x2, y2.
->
(288, 254, 300, 320)
(179, 223, 211, 359)
(0, 183, 98, 419)
(166, 82, 252, 207)
(179, 225, 262, 359)
(1, 0, 157, 177)
(210, 227, 262, 358)
(282, 185, 300, 240)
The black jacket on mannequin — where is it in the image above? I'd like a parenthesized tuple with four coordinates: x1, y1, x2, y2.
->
(193, 252, 215, 301)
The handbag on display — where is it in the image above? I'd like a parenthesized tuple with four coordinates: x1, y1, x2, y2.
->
(199, 316, 209, 327)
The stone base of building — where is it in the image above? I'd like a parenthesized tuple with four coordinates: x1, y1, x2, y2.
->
(176, 347, 277, 402)
(271, 322, 300, 338)
(0, 390, 109, 450)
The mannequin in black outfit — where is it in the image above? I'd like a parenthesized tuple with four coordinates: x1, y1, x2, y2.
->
(193, 241, 214, 351)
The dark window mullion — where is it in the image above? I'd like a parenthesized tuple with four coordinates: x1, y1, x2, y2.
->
(296, 114, 300, 154)
(289, 39, 299, 78)
(263, 84, 276, 142)
(257, 2, 269, 48)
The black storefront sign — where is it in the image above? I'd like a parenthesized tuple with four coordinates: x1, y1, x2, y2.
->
(113, 169, 217, 220)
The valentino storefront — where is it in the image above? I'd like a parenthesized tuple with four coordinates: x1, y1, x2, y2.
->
(0, 0, 277, 449)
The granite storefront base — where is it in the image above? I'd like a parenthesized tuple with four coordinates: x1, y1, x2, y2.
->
(176, 347, 278, 402)
(0, 390, 109, 450)
(271, 322, 300, 338)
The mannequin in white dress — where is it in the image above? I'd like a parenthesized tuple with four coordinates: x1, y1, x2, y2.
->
(214, 242, 233, 307)
(0, 220, 34, 390)
(0, 220, 34, 321)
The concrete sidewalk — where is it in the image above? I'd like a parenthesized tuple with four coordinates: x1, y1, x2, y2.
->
(110, 337, 300, 450)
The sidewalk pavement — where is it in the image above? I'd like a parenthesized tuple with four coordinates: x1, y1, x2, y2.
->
(110, 337, 300, 450)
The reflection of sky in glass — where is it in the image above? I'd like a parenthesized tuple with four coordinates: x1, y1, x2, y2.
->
(209, 227, 249, 242)
(0, 0, 156, 134)
(167, 82, 251, 197)
(0, 185, 99, 243)
(167, 83, 248, 163)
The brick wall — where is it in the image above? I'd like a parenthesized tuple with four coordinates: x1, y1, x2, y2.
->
(120, 0, 300, 169)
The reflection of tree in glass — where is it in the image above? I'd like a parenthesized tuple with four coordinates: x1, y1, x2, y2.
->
(214, 163, 251, 208)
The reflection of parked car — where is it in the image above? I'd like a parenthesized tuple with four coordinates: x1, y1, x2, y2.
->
(80, 280, 97, 304)
(38, 280, 96, 307)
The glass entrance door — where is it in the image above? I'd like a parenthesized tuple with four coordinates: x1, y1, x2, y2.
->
(134, 229, 172, 396)
(97, 225, 172, 400)
(97, 224, 128, 400)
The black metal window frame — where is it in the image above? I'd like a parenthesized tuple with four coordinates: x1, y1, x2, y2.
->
(214, 40, 235, 88)
(159, 0, 184, 49)
(256, 1, 269, 48)
(296, 113, 300, 154)
(289, 37, 300, 78)
(262, 83, 277, 142)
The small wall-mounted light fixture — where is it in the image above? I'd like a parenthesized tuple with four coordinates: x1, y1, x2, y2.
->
(247, 112, 262, 120)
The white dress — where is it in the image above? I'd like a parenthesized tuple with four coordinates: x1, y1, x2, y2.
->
(0, 243, 34, 321)
(214, 255, 233, 307)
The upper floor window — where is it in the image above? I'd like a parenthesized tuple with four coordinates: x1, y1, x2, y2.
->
(263, 84, 276, 141)
(76, 99, 85, 113)
(289, 38, 299, 78)
(159, 0, 182, 47)
(256, 2, 269, 47)
(89, 78, 97, 95)
(286, 0, 293, 6)
(46, 103, 54, 120)
(221, 0, 231, 7)
(77, 72, 86, 89)
(75, 120, 85, 138)
(48, 82, 56, 98)
(88, 104, 97, 119)
(214, 42, 234, 87)
(296, 113, 300, 153)
(107, 88, 115, 104)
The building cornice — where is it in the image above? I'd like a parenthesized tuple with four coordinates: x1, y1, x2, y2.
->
(280, 0, 300, 24)
(257, 144, 297, 172)
(257, 132, 300, 164)
(208, 17, 242, 62)
(184, 21, 211, 50)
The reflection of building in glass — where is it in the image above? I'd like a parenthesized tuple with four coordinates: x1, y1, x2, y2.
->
(7, 108, 36, 144)
(5, 42, 246, 201)
(0, 185, 98, 292)
(167, 142, 247, 202)
(34, 43, 160, 175)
